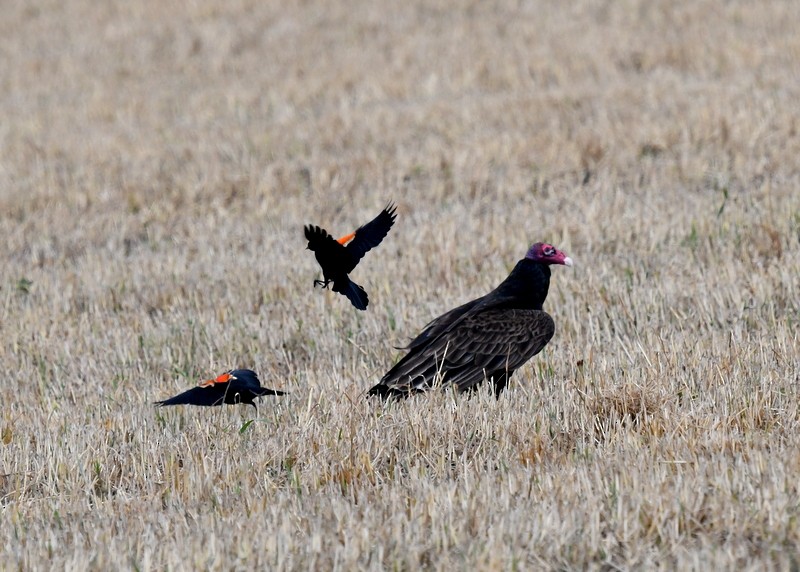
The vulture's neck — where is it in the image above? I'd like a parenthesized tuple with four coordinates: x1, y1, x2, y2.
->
(494, 258, 551, 310)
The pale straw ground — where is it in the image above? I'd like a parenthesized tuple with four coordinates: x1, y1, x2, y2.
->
(2, 0, 800, 569)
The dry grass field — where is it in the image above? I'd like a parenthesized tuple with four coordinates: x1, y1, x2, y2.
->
(2, 0, 800, 569)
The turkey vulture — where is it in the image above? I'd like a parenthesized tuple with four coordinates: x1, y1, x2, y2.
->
(304, 203, 397, 310)
(368, 242, 573, 398)
(155, 369, 286, 410)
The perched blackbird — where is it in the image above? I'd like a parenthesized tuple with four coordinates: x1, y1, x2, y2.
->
(155, 369, 285, 410)
(304, 203, 397, 310)
(369, 242, 573, 398)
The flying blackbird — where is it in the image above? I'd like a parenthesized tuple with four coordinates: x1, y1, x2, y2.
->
(368, 242, 573, 398)
(304, 203, 397, 310)
(155, 369, 286, 410)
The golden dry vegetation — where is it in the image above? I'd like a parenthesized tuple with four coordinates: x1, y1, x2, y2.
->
(2, 0, 800, 569)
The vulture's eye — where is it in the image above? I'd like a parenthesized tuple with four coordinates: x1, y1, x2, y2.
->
(544, 246, 555, 256)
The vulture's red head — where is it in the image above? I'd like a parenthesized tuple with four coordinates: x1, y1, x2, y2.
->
(525, 242, 573, 266)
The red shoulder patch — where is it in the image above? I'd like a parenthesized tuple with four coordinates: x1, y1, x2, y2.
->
(336, 231, 356, 245)
(198, 372, 233, 388)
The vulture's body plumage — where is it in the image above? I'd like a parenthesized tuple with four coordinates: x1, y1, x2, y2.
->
(369, 242, 572, 397)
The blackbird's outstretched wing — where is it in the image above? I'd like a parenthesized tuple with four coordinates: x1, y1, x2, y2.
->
(304, 225, 340, 250)
(344, 204, 397, 268)
(373, 309, 555, 394)
(155, 385, 225, 407)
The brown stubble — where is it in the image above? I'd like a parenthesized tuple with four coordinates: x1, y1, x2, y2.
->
(2, 0, 800, 569)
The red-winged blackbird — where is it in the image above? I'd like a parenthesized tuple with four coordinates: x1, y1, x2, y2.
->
(368, 242, 573, 398)
(304, 203, 397, 310)
(155, 369, 286, 410)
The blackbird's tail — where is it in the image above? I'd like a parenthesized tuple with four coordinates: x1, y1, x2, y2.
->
(334, 279, 368, 311)
(255, 388, 288, 397)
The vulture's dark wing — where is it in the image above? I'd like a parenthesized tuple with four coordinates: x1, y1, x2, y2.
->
(404, 298, 483, 350)
(154, 386, 225, 407)
(344, 204, 397, 267)
(375, 309, 555, 394)
(403, 263, 546, 351)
